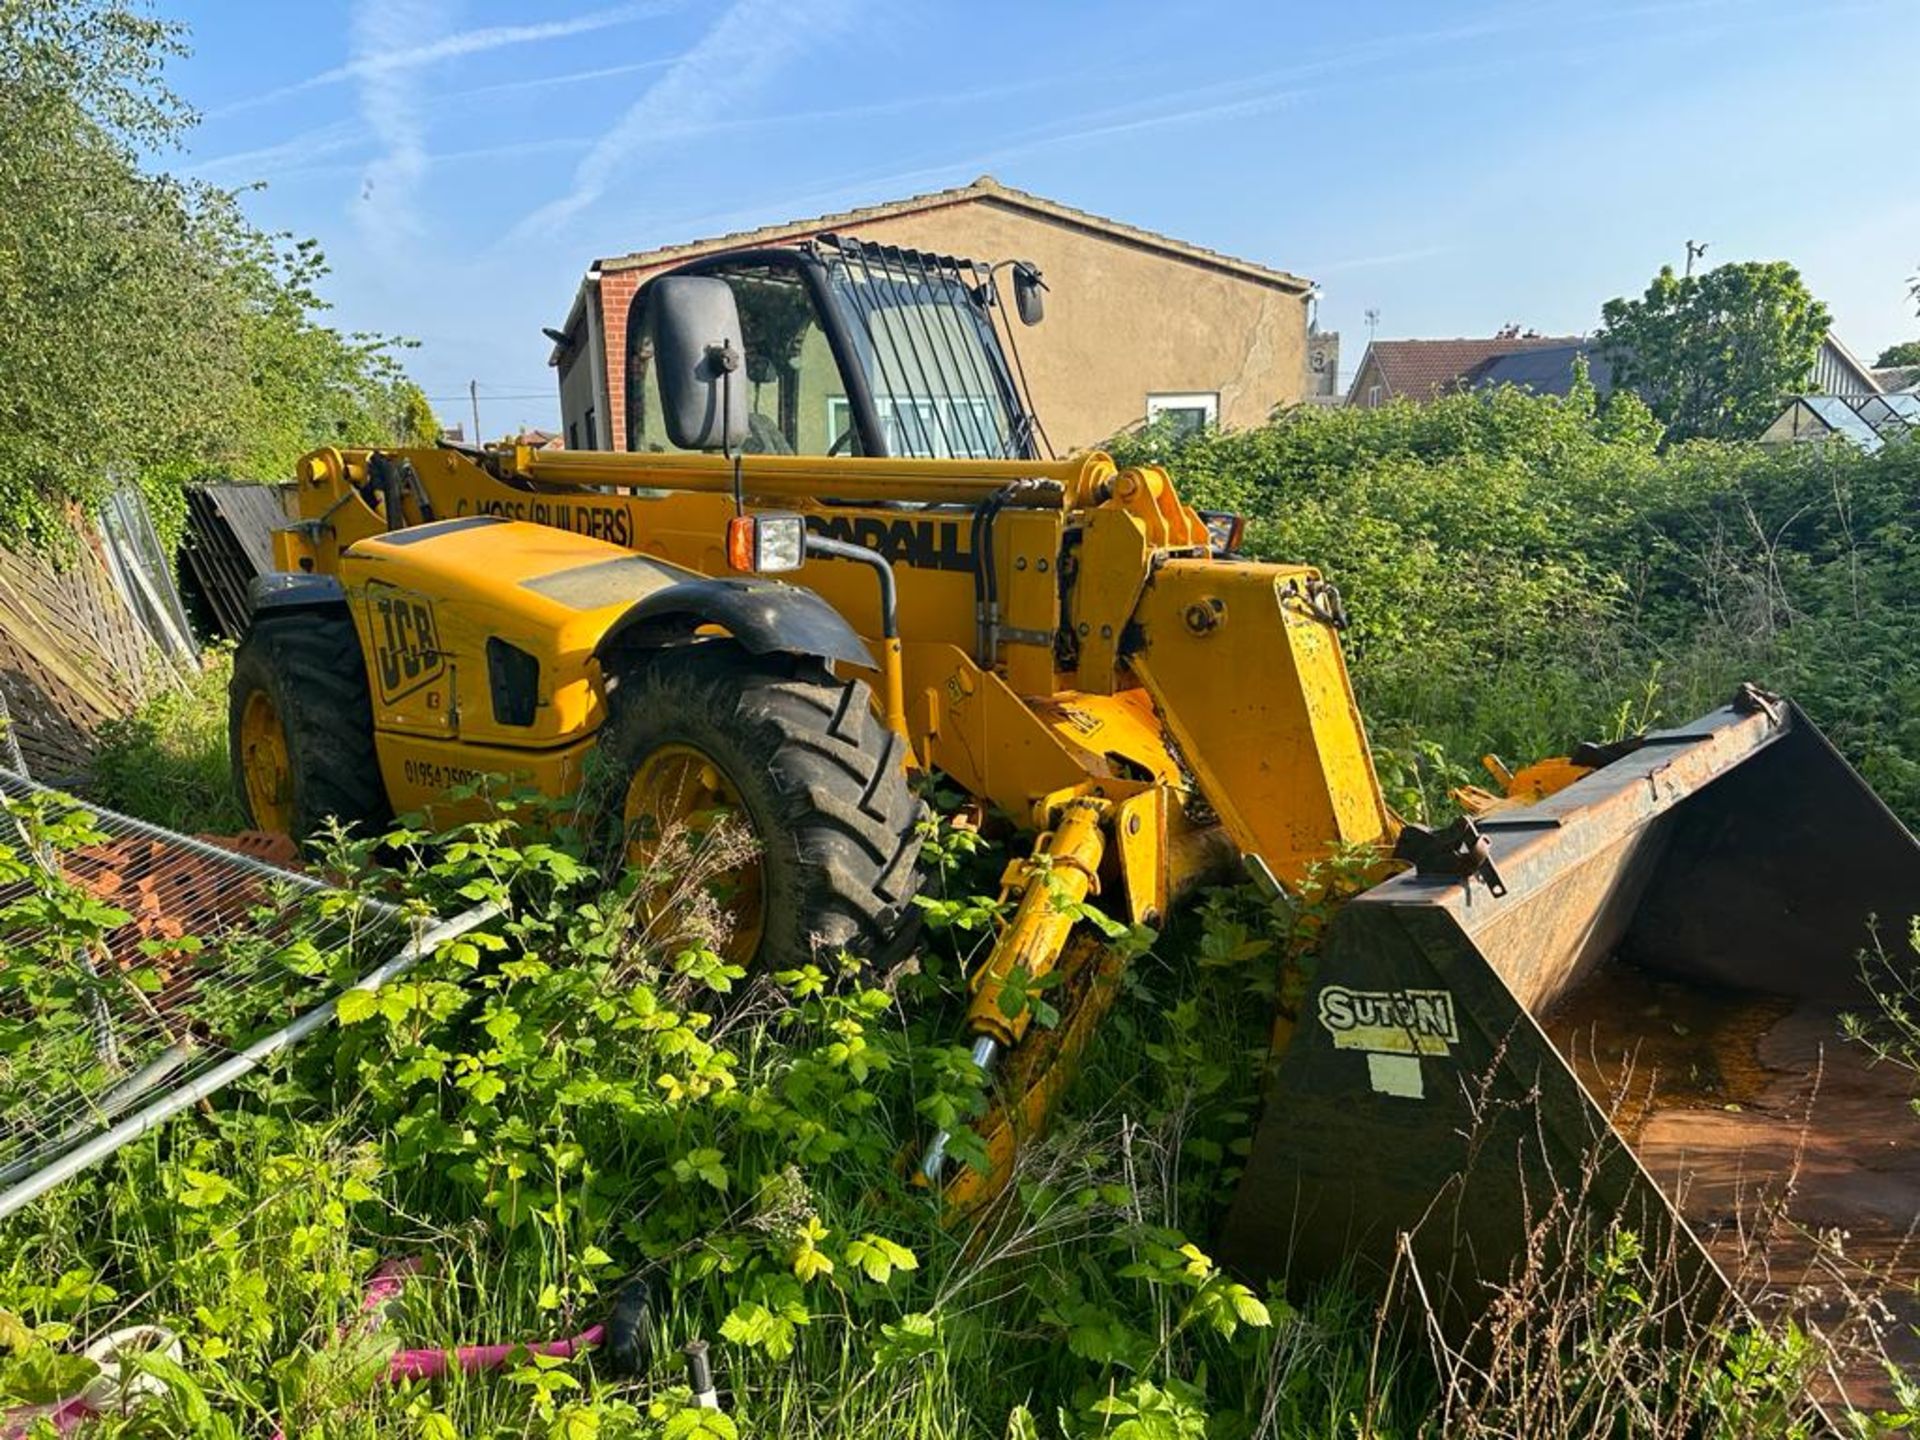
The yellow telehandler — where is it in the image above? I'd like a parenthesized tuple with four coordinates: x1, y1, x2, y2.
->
(230, 236, 1920, 1407)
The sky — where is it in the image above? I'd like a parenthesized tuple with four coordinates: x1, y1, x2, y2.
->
(166, 0, 1918, 437)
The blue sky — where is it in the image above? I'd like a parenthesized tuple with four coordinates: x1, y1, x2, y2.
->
(167, 0, 1918, 437)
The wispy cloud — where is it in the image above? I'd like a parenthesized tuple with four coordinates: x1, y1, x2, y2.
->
(351, 0, 448, 239)
(210, 1, 687, 118)
(252, 136, 597, 186)
(459, 55, 683, 101)
(1309, 246, 1454, 276)
(184, 120, 365, 180)
(187, 57, 686, 184)
(514, 0, 859, 240)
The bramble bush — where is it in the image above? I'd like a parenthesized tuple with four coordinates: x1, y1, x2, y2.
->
(0, 789, 1353, 1437)
(1113, 382, 1920, 825)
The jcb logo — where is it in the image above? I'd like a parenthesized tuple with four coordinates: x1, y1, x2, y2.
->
(365, 582, 444, 704)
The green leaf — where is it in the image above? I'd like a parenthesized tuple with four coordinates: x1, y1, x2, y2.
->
(335, 988, 379, 1025)
(843, 1233, 918, 1286)
(671, 1147, 729, 1193)
(874, 1311, 938, 1366)
(176, 1168, 239, 1210)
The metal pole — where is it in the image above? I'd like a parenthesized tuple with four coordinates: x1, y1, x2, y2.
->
(470, 381, 483, 446)
(0, 902, 503, 1221)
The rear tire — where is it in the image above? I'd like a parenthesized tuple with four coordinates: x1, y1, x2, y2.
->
(600, 643, 923, 968)
(228, 609, 389, 845)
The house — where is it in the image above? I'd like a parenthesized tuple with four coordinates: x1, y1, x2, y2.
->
(1350, 329, 1884, 411)
(1810, 334, 1882, 397)
(1344, 333, 1581, 407)
(1461, 341, 1613, 395)
(549, 176, 1316, 454)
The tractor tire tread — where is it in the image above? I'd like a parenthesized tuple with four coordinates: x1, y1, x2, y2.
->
(229, 609, 389, 845)
(600, 644, 923, 967)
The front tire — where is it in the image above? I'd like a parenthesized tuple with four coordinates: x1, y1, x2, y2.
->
(228, 610, 389, 844)
(601, 643, 923, 969)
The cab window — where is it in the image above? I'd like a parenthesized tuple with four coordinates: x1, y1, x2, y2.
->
(627, 263, 860, 456)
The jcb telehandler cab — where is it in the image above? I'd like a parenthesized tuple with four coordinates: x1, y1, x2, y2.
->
(232, 234, 1920, 1411)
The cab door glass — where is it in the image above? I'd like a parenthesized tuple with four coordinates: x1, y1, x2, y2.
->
(628, 263, 857, 456)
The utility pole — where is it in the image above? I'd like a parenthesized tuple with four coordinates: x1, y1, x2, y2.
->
(469, 380, 482, 446)
(1685, 240, 1709, 278)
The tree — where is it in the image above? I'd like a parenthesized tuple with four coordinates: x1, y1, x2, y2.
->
(0, 0, 435, 550)
(1596, 261, 1829, 442)
(1880, 342, 1920, 368)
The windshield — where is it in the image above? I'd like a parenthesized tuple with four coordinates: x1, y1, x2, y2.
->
(822, 247, 1032, 460)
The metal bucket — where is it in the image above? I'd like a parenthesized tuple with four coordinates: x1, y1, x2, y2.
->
(1220, 698, 1920, 1412)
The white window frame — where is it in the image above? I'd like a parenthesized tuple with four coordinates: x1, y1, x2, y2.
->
(827, 393, 1002, 459)
(1146, 392, 1220, 431)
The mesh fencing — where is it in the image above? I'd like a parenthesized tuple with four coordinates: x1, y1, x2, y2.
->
(0, 766, 410, 1195)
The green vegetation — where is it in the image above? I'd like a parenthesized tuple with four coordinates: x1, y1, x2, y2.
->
(1877, 341, 1920, 369)
(0, 790, 1423, 1437)
(88, 646, 243, 833)
(0, 1, 433, 551)
(1595, 260, 1828, 442)
(1115, 383, 1920, 827)
(9, 387, 1909, 1434)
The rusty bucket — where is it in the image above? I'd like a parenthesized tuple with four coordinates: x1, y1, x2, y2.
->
(1220, 697, 1920, 1412)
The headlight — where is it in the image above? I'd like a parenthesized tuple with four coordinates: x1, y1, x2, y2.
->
(726, 512, 808, 573)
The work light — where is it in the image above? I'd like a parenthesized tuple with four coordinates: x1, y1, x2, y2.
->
(726, 512, 807, 573)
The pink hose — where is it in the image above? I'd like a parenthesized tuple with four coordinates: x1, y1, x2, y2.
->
(384, 1322, 606, 1381)
(1, 1394, 92, 1437)
(11, 1262, 621, 1440)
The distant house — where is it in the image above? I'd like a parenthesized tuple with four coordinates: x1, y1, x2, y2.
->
(1344, 333, 1581, 407)
(513, 427, 565, 451)
(1349, 329, 1884, 413)
(1810, 334, 1882, 398)
(1872, 365, 1920, 395)
(1465, 341, 1615, 397)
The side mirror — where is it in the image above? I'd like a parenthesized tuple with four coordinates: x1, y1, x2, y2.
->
(649, 276, 750, 451)
(1012, 262, 1047, 326)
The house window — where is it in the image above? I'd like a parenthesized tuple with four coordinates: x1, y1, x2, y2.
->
(1146, 392, 1219, 438)
(826, 393, 996, 459)
(584, 408, 597, 450)
(1367, 384, 1383, 408)
(567, 422, 579, 449)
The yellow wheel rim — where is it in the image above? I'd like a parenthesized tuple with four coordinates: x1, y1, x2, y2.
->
(239, 689, 295, 835)
(622, 742, 765, 962)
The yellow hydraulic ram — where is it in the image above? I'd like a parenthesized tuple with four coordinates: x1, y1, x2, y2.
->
(917, 797, 1108, 1185)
